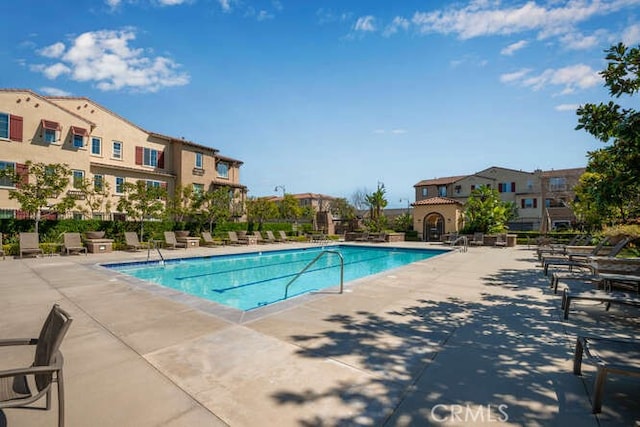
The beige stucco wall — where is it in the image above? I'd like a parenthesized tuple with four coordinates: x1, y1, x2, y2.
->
(413, 203, 464, 241)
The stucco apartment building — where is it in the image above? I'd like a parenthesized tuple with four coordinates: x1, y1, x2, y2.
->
(412, 166, 585, 241)
(0, 89, 246, 221)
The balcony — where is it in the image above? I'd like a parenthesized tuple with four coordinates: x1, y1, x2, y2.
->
(192, 167, 205, 176)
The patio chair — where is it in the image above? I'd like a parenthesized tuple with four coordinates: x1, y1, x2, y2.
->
(278, 230, 292, 243)
(469, 232, 484, 246)
(370, 232, 387, 243)
(543, 236, 632, 275)
(0, 233, 5, 260)
(253, 231, 273, 244)
(265, 230, 281, 243)
(536, 234, 588, 260)
(201, 231, 223, 247)
(494, 233, 507, 247)
(227, 231, 249, 245)
(124, 232, 143, 251)
(164, 231, 187, 249)
(0, 304, 73, 427)
(20, 232, 43, 258)
(573, 336, 640, 413)
(62, 232, 87, 256)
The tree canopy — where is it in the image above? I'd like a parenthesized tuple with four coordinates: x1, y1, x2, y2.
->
(463, 186, 513, 233)
(575, 42, 640, 225)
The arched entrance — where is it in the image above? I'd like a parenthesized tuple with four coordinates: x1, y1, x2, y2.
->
(424, 213, 444, 242)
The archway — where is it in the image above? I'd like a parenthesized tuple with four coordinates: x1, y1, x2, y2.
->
(424, 212, 444, 242)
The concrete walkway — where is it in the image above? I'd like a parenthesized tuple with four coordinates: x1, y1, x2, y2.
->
(0, 242, 638, 426)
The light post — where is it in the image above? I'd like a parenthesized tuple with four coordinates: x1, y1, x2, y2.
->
(399, 198, 411, 215)
(274, 185, 286, 221)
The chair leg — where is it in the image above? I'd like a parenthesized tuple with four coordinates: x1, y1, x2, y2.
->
(592, 366, 607, 413)
(58, 370, 65, 427)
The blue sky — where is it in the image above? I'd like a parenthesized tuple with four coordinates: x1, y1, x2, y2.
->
(2, 0, 639, 208)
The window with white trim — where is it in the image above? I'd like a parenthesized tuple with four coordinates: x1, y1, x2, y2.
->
(195, 152, 203, 169)
(0, 209, 14, 219)
(112, 141, 123, 159)
(143, 148, 159, 167)
(0, 113, 8, 139)
(94, 174, 104, 191)
(115, 177, 125, 194)
(91, 137, 102, 156)
(72, 170, 85, 188)
(146, 180, 162, 189)
(193, 183, 204, 195)
(216, 161, 229, 179)
(42, 120, 61, 144)
(0, 161, 15, 187)
(71, 126, 88, 148)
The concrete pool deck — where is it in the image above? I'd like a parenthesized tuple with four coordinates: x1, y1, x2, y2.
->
(0, 242, 638, 426)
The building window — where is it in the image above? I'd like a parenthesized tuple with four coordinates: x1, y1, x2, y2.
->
(71, 126, 88, 148)
(94, 174, 104, 191)
(521, 198, 538, 209)
(498, 182, 515, 193)
(112, 141, 123, 159)
(422, 188, 427, 197)
(42, 120, 61, 144)
(195, 152, 203, 169)
(0, 113, 23, 142)
(217, 161, 229, 179)
(143, 148, 159, 167)
(0, 113, 8, 139)
(454, 185, 461, 194)
(72, 170, 84, 188)
(0, 209, 14, 219)
(527, 180, 534, 191)
(146, 180, 164, 189)
(91, 137, 102, 155)
(549, 177, 566, 191)
(115, 177, 125, 194)
(0, 161, 15, 187)
(438, 185, 446, 197)
(193, 183, 204, 195)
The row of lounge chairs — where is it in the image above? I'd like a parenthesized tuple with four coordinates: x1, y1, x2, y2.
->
(537, 234, 640, 414)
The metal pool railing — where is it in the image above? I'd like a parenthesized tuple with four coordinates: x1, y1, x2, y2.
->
(284, 250, 344, 299)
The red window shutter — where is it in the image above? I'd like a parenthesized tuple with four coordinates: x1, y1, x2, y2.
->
(498, 183, 503, 193)
(511, 182, 516, 192)
(533, 198, 538, 208)
(15, 163, 29, 188)
(10, 115, 23, 142)
(135, 146, 143, 165)
(160, 182, 167, 189)
(521, 199, 525, 209)
(158, 151, 165, 168)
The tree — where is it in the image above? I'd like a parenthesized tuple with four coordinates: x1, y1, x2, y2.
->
(3, 161, 74, 234)
(246, 197, 278, 229)
(195, 187, 232, 233)
(394, 213, 413, 232)
(74, 177, 112, 219)
(463, 186, 511, 233)
(116, 181, 167, 240)
(364, 183, 388, 232)
(576, 42, 640, 224)
(167, 184, 197, 226)
(330, 198, 356, 220)
(350, 188, 369, 212)
(280, 194, 302, 221)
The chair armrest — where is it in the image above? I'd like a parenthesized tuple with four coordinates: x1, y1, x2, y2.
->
(0, 338, 37, 347)
(0, 363, 61, 379)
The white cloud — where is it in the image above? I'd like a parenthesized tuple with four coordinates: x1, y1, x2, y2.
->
(38, 42, 66, 58)
(256, 10, 274, 21)
(521, 64, 601, 93)
(32, 29, 189, 93)
(622, 24, 640, 45)
(317, 9, 351, 25)
(555, 104, 579, 111)
(158, 0, 189, 5)
(391, 129, 407, 134)
(500, 68, 531, 83)
(39, 87, 72, 96)
(560, 32, 601, 50)
(354, 16, 376, 33)
(501, 40, 527, 55)
(383, 17, 410, 37)
(219, 0, 233, 12)
(105, 0, 120, 7)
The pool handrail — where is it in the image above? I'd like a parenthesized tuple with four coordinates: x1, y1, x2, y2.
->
(284, 250, 344, 299)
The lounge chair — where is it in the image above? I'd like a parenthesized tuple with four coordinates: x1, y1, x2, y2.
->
(265, 230, 281, 243)
(19, 232, 43, 258)
(469, 232, 484, 246)
(201, 231, 223, 247)
(494, 234, 507, 247)
(573, 336, 640, 414)
(164, 231, 187, 249)
(561, 287, 640, 320)
(227, 231, 249, 245)
(253, 231, 273, 244)
(370, 232, 387, 243)
(0, 304, 73, 427)
(543, 236, 632, 275)
(0, 233, 5, 260)
(124, 232, 143, 251)
(537, 234, 589, 260)
(62, 232, 87, 256)
(354, 232, 369, 242)
(278, 230, 292, 243)
(551, 256, 640, 294)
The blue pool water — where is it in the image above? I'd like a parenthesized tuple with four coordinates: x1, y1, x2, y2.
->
(104, 245, 446, 311)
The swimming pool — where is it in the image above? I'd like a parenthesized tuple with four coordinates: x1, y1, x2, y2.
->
(104, 245, 447, 311)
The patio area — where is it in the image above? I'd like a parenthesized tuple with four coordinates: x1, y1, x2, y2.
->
(1, 242, 638, 426)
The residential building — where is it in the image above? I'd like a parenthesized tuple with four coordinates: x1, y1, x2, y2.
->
(413, 166, 585, 241)
(266, 193, 337, 213)
(0, 89, 246, 221)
